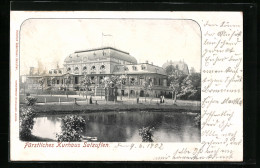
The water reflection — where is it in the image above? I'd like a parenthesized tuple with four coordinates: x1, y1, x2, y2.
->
(32, 111, 200, 142)
(32, 116, 62, 140)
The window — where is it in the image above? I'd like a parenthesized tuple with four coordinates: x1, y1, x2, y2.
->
(59, 70, 62, 74)
(154, 78, 157, 85)
(100, 65, 105, 70)
(75, 77, 79, 84)
(83, 66, 87, 71)
(54, 70, 57, 74)
(57, 80, 59, 84)
(141, 64, 146, 70)
(74, 67, 79, 71)
(67, 67, 71, 72)
(124, 66, 129, 71)
(49, 70, 52, 74)
(91, 66, 96, 71)
(132, 66, 137, 71)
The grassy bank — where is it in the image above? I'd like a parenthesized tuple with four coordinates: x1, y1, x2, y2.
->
(20, 94, 85, 104)
(23, 103, 200, 116)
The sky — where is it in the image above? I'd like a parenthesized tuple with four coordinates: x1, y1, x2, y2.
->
(20, 19, 201, 75)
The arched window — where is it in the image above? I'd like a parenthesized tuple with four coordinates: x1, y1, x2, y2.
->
(74, 67, 79, 71)
(83, 66, 87, 71)
(49, 70, 52, 74)
(91, 65, 96, 71)
(54, 70, 57, 74)
(67, 67, 71, 72)
(124, 66, 129, 71)
(132, 66, 137, 71)
(100, 65, 105, 70)
(141, 64, 146, 70)
(58, 70, 62, 74)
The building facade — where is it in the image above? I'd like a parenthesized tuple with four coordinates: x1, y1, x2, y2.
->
(24, 47, 172, 97)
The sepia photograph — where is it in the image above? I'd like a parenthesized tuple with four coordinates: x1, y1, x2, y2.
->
(19, 19, 201, 143)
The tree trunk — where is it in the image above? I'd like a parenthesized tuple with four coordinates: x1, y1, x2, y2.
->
(120, 84, 122, 100)
(172, 90, 177, 104)
(145, 90, 147, 102)
(85, 87, 88, 100)
(174, 91, 177, 103)
(128, 85, 130, 99)
(105, 88, 107, 104)
(66, 86, 68, 99)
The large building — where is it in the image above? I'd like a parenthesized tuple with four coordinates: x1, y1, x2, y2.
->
(24, 47, 175, 97)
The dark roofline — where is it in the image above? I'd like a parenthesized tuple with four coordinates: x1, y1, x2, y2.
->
(74, 47, 129, 55)
(115, 63, 165, 69)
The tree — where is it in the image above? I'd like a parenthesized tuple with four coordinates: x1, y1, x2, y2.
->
(128, 76, 139, 99)
(56, 115, 86, 142)
(139, 126, 154, 142)
(101, 75, 122, 102)
(19, 106, 36, 140)
(190, 67, 196, 74)
(102, 76, 114, 103)
(178, 72, 201, 100)
(81, 75, 92, 100)
(64, 74, 71, 98)
(118, 74, 127, 100)
(38, 77, 45, 92)
(168, 70, 187, 104)
(142, 77, 152, 102)
(50, 77, 55, 96)
(165, 65, 176, 75)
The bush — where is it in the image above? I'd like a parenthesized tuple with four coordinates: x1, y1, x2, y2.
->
(56, 115, 86, 142)
(25, 96, 38, 106)
(19, 106, 36, 140)
(139, 126, 154, 142)
(194, 113, 201, 127)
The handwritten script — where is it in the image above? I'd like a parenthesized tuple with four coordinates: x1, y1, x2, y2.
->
(111, 19, 243, 161)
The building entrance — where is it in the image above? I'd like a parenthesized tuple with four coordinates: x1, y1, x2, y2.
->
(140, 90, 144, 97)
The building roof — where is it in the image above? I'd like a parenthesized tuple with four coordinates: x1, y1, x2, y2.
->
(162, 60, 189, 75)
(112, 63, 167, 76)
(64, 47, 137, 64)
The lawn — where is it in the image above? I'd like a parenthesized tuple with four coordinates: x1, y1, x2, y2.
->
(20, 95, 85, 104)
(22, 102, 200, 116)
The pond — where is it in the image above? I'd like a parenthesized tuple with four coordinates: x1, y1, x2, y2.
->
(31, 111, 201, 142)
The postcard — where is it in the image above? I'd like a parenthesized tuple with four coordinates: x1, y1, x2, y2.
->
(10, 11, 243, 161)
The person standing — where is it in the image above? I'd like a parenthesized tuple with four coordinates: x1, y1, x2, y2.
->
(162, 95, 165, 103)
(89, 95, 93, 104)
